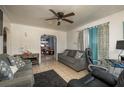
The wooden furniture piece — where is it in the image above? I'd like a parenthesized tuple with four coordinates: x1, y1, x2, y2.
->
(41, 46, 54, 55)
(14, 53, 39, 65)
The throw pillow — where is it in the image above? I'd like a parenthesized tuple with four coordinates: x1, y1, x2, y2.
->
(0, 60, 14, 80)
(8, 55, 16, 66)
(67, 50, 77, 57)
(0, 54, 11, 66)
(14, 56, 25, 69)
(75, 51, 83, 59)
(63, 50, 69, 56)
(10, 65, 18, 74)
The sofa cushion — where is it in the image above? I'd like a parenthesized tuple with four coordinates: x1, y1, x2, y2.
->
(67, 79, 83, 87)
(83, 78, 110, 87)
(14, 69, 32, 78)
(64, 56, 77, 64)
(0, 74, 34, 87)
(58, 54, 66, 60)
(14, 63, 32, 78)
(0, 60, 14, 80)
(68, 74, 109, 87)
(8, 56, 25, 69)
(8, 55, 17, 66)
(14, 56, 26, 69)
(63, 50, 69, 56)
(10, 65, 18, 75)
(92, 69, 117, 86)
(75, 51, 84, 59)
(80, 74, 110, 87)
(17, 63, 32, 73)
(0, 54, 11, 66)
(67, 50, 76, 57)
(59, 55, 76, 64)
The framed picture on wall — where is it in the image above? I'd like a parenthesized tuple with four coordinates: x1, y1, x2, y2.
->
(0, 9, 3, 36)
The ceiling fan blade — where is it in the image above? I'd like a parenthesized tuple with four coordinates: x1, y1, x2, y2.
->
(49, 9, 58, 17)
(63, 19, 74, 23)
(63, 12, 75, 18)
(57, 22, 61, 26)
(45, 18, 58, 21)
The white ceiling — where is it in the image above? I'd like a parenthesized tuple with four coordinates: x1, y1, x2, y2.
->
(3, 5, 124, 31)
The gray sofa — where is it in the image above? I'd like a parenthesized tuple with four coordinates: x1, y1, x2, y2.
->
(58, 49, 88, 71)
(0, 54, 34, 87)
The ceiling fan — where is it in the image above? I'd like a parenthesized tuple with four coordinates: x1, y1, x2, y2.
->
(45, 9, 75, 26)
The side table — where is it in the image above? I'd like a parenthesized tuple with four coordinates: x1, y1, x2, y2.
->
(14, 53, 39, 65)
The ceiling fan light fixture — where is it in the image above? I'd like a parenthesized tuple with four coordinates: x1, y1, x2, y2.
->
(58, 19, 62, 22)
(45, 9, 75, 26)
(57, 21, 61, 26)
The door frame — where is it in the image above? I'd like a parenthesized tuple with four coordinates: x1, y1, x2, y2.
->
(40, 34, 57, 61)
(3, 27, 8, 54)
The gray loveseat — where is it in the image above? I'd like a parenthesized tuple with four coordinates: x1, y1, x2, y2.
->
(58, 49, 88, 71)
(0, 54, 34, 87)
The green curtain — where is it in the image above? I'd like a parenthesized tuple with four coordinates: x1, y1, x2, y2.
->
(89, 27, 98, 64)
(88, 22, 109, 65)
(78, 22, 109, 65)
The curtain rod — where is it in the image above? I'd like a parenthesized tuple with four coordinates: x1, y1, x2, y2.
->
(77, 22, 109, 32)
(81, 22, 110, 31)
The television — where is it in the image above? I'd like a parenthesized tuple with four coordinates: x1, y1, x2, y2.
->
(0, 9, 3, 36)
(116, 40, 124, 49)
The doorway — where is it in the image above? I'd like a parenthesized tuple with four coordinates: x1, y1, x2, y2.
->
(40, 34, 57, 63)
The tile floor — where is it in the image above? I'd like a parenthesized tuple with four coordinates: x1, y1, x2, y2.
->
(32, 58, 88, 82)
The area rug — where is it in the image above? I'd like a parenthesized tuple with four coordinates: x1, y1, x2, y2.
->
(33, 70, 67, 87)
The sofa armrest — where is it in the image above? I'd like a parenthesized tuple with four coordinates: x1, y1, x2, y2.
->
(88, 64, 108, 72)
(0, 74, 34, 87)
(92, 69, 117, 86)
(67, 79, 82, 87)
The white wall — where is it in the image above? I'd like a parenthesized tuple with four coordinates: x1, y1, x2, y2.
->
(67, 10, 124, 59)
(10, 23, 67, 63)
(0, 6, 67, 64)
(0, 6, 11, 54)
(0, 36, 2, 53)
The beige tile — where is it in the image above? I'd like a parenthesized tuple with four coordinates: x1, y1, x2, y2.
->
(32, 58, 89, 82)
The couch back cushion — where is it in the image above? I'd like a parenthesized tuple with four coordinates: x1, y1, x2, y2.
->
(63, 50, 69, 56)
(0, 60, 14, 80)
(67, 50, 77, 57)
(75, 51, 84, 58)
(0, 54, 11, 66)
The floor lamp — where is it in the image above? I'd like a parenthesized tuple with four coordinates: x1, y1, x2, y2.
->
(116, 40, 124, 62)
